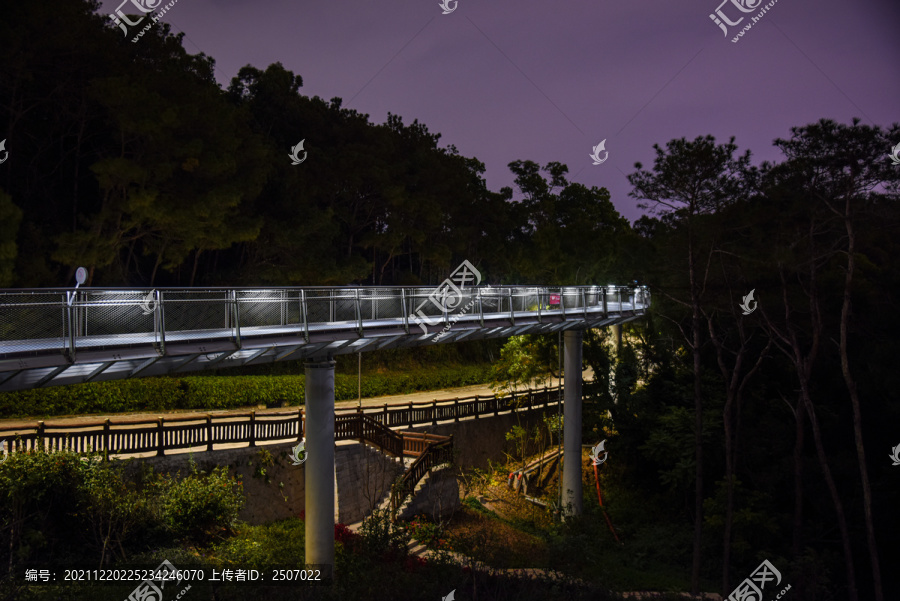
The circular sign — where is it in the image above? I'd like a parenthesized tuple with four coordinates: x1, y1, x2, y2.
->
(75, 267, 87, 285)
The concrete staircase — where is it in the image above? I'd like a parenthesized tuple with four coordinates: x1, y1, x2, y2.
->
(336, 413, 456, 524)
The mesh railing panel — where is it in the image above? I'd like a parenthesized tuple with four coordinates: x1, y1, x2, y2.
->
(0, 286, 648, 362)
(0, 292, 69, 352)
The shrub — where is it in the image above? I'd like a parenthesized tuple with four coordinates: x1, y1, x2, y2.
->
(154, 460, 244, 543)
(0, 447, 84, 568)
(213, 518, 306, 569)
(357, 509, 410, 560)
(77, 456, 157, 565)
(405, 515, 448, 550)
(0, 365, 494, 419)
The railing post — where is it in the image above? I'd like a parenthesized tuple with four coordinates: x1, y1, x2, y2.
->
(301, 290, 309, 342)
(454, 398, 460, 422)
(232, 290, 242, 349)
(206, 414, 213, 451)
(537, 289, 542, 323)
(493, 395, 499, 417)
(37, 421, 45, 452)
(432, 399, 437, 426)
(65, 291, 76, 363)
(508, 288, 515, 325)
(603, 288, 608, 316)
(581, 289, 588, 322)
(383, 403, 388, 426)
(157, 418, 164, 457)
(401, 289, 410, 334)
(250, 411, 256, 446)
(560, 288, 566, 320)
(103, 419, 110, 460)
(478, 287, 484, 327)
(408, 401, 414, 429)
(355, 289, 363, 336)
(300, 408, 305, 440)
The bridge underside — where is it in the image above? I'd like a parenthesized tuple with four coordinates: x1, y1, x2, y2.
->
(0, 308, 641, 392)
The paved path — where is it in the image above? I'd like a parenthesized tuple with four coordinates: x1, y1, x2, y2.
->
(0, 372, 584, 432)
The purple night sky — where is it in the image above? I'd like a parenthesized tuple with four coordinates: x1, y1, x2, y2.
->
(101, 0, 899, 223)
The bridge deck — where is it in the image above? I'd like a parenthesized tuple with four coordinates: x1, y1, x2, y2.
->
(0, 285, 648, 391)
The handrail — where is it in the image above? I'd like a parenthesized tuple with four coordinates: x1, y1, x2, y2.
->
(0, 285, 649, 366)
(0, 385, 562, 458)
(336, 412, 404, 457)
(390, 436, 454, 520)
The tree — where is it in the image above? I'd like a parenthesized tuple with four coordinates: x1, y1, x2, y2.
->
(767, 118, 900, 601)
(0, 191, 23, 286)
(628, 135, 753, 594)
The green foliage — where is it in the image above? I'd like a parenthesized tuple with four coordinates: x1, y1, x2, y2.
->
(490, 335, 555, 394)
(0, 448, 84, 568)
(154, 459, 244, 543)
(543, 413, 563, 447)
(357, 509, 410, 559)
(213, 518, 306, 569)
(0, 364, 492, 419)
(76, 456, 156, 566)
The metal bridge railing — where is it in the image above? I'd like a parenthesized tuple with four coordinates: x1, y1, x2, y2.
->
(0, 285, 649, 362)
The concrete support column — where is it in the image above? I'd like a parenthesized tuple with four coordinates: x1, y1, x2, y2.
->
(304, 358, 336, 572)
(562, 329, 583, 517)
(611, 323, 622, 353)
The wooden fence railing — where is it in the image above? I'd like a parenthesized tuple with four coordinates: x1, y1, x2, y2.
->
(0, 385, 562, 458)
(390, 436, 454, 519)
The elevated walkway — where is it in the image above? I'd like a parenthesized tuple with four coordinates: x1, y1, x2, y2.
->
(0, 285, 648, 391)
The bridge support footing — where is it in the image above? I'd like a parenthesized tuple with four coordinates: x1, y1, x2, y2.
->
(562, 329, 583, 518)
(304, 358, 336, 573)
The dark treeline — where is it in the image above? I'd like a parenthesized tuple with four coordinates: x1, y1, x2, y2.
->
(0, 0, 631, 289)
(2, 2, 899, 601)
(595, 126, 898, 599)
